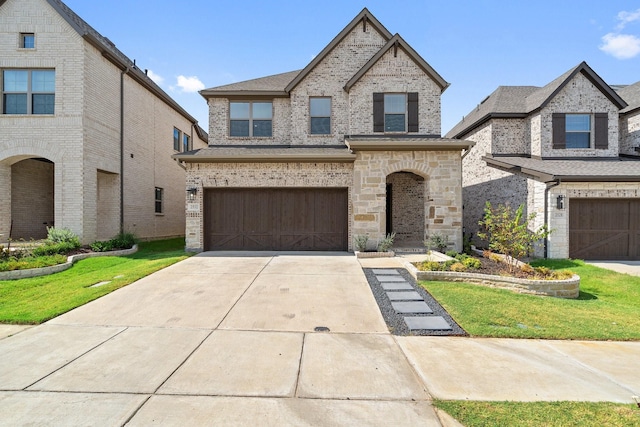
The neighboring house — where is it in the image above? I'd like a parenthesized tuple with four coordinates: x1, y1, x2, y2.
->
(174, 8, 473, 252)
(0, 0, 207, 244)
(447, 61, 640, 260)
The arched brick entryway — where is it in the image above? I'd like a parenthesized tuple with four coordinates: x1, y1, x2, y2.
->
(386, 171, 425, 247)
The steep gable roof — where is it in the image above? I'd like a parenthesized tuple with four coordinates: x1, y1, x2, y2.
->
(446, 61, 627, 139)
(618, 80, 640, 115)
(9, 0, 206, 137)
(200, 70, 301, 98)
(284, 8, 393, 93)
(344, 34, 449, 93)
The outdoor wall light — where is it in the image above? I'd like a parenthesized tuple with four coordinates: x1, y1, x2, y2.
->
(556, 195, 565, 210)
(187, 187, 198, 202)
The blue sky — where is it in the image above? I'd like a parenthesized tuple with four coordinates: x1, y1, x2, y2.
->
(63, 0, 640, 134)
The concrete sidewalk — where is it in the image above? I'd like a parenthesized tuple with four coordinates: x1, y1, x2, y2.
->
(0, 252, 638, 426)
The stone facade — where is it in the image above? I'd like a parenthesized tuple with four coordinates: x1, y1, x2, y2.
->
(0, 0, 205, 243)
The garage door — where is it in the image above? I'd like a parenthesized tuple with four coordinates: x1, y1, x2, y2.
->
(569, 199, 640, 260)
(204, 188, 348, 251)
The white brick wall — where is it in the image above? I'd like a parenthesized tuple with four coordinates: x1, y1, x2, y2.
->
(620, 110, 640, 156)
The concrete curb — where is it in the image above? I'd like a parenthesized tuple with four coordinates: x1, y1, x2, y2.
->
(354, 251, 395, 258)
(0, 245, 138, 281)
(399, 258, 580, 299)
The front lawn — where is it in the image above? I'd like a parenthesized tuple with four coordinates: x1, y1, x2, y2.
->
(0, 238, 191, 324)
(420, 259, 640, 340)
(434, 400, 640, 427)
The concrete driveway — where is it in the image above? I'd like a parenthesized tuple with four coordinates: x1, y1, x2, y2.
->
(0, 252, 638, 426)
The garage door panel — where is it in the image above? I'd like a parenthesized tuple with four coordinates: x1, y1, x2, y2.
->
(570, 199, 639, 260)
(205, 188, 347, 251)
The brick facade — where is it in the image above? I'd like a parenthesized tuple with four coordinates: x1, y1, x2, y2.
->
(0, 0, 206, 243)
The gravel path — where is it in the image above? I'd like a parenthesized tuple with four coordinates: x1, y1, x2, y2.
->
(363, 268, 467, 337)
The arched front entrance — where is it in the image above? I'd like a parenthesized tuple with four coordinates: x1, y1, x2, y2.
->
(386, 171, 425, 247)
(11, 158, 55, 240)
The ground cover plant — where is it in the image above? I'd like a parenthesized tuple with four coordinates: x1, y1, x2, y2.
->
(433, 400, 640, 427)
(420, 259, 640, 340)
(0, 238, 190, 324)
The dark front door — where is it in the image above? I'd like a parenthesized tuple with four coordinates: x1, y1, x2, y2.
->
(204, 188, 348, 251)
(569, 199, 640, 260)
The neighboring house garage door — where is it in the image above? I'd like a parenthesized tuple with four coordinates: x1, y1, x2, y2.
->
(569, 199, 640, 260)
(204, 188, 348, 251)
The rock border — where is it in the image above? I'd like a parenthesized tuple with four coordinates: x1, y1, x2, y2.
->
(354, 250, 395, 258)
(399, 258, 580, 299)
(0, 245, 138, 281)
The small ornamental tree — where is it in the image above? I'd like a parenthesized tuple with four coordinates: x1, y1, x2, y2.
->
(478, 202, 550, 272)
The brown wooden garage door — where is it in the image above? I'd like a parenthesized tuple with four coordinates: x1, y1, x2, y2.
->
(204, 188, 348, 251)
(569, 199, 640, 260)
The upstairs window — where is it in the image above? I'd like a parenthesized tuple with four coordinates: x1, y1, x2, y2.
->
(310, 97, 331, 135)
(173, 128, 181, 151)
(20, 33, 35, 49)
(565, 114, 590, 148)
(230, 101, 272, 137)
(2, 69, 55, 115)
(552, 113, 608, 150)
(373, 92, 418, 133)
(183, 133, 191, 152)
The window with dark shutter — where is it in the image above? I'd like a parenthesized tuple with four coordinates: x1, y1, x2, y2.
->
(594, 113, 608, 149)
(407, 92, 418, 132)
(552, 113, 566, 149)
(373, 93, 384, 132)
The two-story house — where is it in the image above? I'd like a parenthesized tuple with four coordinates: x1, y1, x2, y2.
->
(447, 62, 640, 260)
(175, 9, 473, 252)
(0, 0, 207, 244)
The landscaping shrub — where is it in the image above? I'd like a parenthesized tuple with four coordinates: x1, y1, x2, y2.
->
(419, 261, 442, 271)
(445, 250, 458, 258)
(0, 254, 67, 272)
(110, 232, 137, 249)
(425, 233, 449, 252)
(32, 241, 78, 257)
(46, 227, 80, 247)
(462, 257, 481, 269)
(377, 232, 395, 252)
(450, 262, 467, 272)
(90, 240, 114, 252)
(353, 235, 369, 252)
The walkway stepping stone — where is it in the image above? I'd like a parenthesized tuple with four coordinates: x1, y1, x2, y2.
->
(376, 276, 407, 282)
(386, 291, 423, 301)
(404, 316, 452, 331)
(392, 301, 433, 314)
(372, 269, 400, 275)
(381, 282, 414, 291)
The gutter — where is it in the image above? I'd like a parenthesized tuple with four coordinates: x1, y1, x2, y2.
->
(543, 179, 561, 258)
(120, 67, 130, 235)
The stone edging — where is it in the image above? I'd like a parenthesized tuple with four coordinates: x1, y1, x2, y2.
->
(399, 258, 580, 299)
(354, 251, 395, 258)
(0, 245, 138, 281)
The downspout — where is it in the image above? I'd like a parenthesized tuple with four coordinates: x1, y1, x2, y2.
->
(544, 179, 561, 258)
(120, 67, 130, 235)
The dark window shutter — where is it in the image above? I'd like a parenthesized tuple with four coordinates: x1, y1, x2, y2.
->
(594, 113, 608, 149)
(408, 92, 419, 132)
(373, 93, 384, 133)
(552, 113, 566, 149)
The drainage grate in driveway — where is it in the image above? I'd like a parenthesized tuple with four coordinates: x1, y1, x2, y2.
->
(363, 268, 467, 336)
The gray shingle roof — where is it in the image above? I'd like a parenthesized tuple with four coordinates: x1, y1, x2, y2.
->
(200, 70, 302, 95)
(618, 80, 640, 114)
(446, 62, 627, 139)
(484, 155, 640, 182)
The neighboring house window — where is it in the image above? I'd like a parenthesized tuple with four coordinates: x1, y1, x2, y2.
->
(2, 69, 55, 115)
(155, 187, 163, 214)
(310, 97, 331, 134)
(229, 101, 272, 137)
(373, 92, 418, 133)
(20, 33, 35, 49)
(173, 128, 181, 151)
(183, 133, 191, 152)
(552, 113, 608, 149)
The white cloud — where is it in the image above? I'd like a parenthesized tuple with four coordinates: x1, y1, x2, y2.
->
(175, 75, 205, 93)
(616, 8, 640, 30)
(600, 33, 640, 59)
(146, 69, 164, 85)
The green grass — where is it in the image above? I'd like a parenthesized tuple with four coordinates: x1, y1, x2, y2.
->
(420, 259, 640, 340)
(0, 238, 191, 324)
(433, 400, 640, 427)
